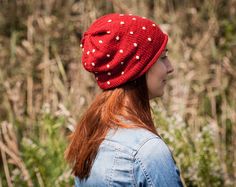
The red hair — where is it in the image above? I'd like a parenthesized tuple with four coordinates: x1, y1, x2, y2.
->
(64, 74, 158, 181)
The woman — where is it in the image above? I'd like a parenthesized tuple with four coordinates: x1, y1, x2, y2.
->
(65, 13, 184, 187)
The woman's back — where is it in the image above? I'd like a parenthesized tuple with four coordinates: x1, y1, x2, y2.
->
(75, 119, 183, 187)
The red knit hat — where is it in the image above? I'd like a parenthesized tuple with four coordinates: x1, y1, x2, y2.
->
(80, 13, 168, 90)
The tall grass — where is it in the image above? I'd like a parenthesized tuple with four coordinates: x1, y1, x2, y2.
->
(0, 0, 235, 186)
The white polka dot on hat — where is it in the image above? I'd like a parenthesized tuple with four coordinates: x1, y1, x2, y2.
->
(81, 13, 168, 90)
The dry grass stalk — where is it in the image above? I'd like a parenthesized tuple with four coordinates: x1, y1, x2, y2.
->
(0, 122, 33, 187)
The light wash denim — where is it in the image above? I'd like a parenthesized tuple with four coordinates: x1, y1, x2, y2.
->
(75, 122, 183, 187)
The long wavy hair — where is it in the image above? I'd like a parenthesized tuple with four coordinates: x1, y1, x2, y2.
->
(64, 74, 159, 181)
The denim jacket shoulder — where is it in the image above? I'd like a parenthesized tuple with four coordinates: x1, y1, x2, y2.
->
(75, 123, 183, 187)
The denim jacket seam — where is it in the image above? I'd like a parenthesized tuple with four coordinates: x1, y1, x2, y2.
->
(131, 138, 159, 186)
(131, 157, 138, 187)
(105, 147, 119, 187)
(135, 156, 154, 186)
(135, 137, 173, 187)
(134, 136, 160, 157)
(103, 139, 135, 156)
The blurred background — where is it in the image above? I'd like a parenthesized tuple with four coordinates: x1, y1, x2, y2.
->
(0, 0, 235, 186)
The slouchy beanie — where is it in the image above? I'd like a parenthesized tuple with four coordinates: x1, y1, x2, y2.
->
(80, 13, 168, 90)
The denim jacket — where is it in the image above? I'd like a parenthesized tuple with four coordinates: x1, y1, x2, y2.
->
(75, 120, 183, 187)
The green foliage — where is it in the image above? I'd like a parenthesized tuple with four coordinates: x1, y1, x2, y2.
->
(152, 106, 224, 187)
(19, 111, 73, 186)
